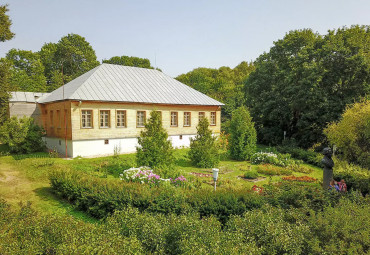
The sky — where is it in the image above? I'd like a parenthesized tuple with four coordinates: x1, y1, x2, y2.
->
(1, 0, 370, 77)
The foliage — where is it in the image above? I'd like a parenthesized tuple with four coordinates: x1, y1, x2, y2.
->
(286, 164, 313, 174)
(137, 111, 175, 172)
(189, 118, 219, 168)
(0, 5, 14, 42)
(243, 170, 259, 179)
(0, 59, 11, 125)
(177, 62, 255, 121)
(39, 33, 100, 89)
(251, 151, 298, 167)
(277, 145, 323, 167)
(103, 55, 154, 69)
(325, 99, 370, 168)
(0, 116, 45, 154)
(282, 175, 317, 182)
(6, 49, 47, 92)
(229, 106, 257, 160)
(0, 200, 143, 254)
(333, 159, 370, 195)
(256, 164, 293, 176)
(246, 26, 370, 148)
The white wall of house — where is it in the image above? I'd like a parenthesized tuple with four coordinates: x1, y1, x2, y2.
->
(44, 134, 196, 158)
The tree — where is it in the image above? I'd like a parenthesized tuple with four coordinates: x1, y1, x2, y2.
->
(39, 34, 99, 88)
(324, 99, 370, 168)
(0, 5, 14, 42)
(6, 49, 47, 92)
(189, 118, 219, 168)
(229, 107, 257, 160)
(245, 26, 370, 148)
(0, 4, 14, 124)
(103, 55, 154, 69)
(0, 116, 45, 153)
(136, 111, 174, 170)
(176, 62, 254, 122)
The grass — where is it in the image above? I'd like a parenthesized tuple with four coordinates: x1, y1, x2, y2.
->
(0, 146, 323, 219)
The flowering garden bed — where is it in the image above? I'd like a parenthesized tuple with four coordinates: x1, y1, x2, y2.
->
(282, 175, 317, 183)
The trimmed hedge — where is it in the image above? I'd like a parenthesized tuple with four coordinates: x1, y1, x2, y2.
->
(50, 169, 352, 223)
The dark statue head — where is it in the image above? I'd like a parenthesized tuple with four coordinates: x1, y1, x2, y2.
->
(323, 147, 333, 157)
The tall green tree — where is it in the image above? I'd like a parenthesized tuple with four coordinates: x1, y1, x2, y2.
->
(39, 34, 99, 89)
(103, 55, 154, 69)
(0, 4, 14, 124)
(136, 111, 174, 170)
(229, 107, 257, 160)
(6, 49, 47, 92)
(189, 118, 219, 168)
(245, 26, 370, 148)
(176, 62, 255, 121)
(0, 5, 14, 42)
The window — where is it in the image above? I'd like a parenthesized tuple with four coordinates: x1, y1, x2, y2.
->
(210, 112, 216, 126)
(81, 110, 93, 128)
(198, 112, 205, 122)
(104, 139, 109, 145)
(100, 110, 110, 128)
(56, 110, 61, 128)
(184, 112, 191, 127)
(137, 111, 146, 127)
(171, 112, 178, 127)
(50, 110, 54, 127)
(116, 110, 126, 127)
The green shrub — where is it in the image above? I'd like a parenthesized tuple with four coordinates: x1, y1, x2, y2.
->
(251, 151, 298, 167)
(256, 164, 293, 176)
(189, 117, 219, 168)
(0, 116, 45, 153)
(334, 159, 370, 195)
(277, 146, 322, 167)
(325, 99, 370, 168)
(229, 106, 257, 160)
(287, 164, 313, 174)
(137, 110, 175, 171)
(244, 170, 259, 179)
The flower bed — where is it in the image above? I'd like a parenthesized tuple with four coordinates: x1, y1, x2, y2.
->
(282, 175, 317, 183)
(256, 164, 292, 176)
(120, 167, 186, 186)
(251, 152, 298, 167)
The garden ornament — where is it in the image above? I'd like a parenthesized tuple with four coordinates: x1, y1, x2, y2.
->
(322, 147, 334, 189)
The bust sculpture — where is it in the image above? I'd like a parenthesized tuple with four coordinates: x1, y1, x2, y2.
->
(322, 147, 334, 189)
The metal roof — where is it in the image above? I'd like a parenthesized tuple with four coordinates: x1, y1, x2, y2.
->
(38, 64, 224, 106)
(9, 92, 50, 103)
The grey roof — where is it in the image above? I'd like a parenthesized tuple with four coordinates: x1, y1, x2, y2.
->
(10, 92, 50, 103)
(38, 64, 224, 106)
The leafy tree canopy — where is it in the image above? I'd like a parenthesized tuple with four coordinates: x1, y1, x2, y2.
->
(176, 62, 255, 121)
(245, 26, 370, 148)
(103, 55, 154, 69)
(5, 49, 47, 92)
(0, 5, 14, 42)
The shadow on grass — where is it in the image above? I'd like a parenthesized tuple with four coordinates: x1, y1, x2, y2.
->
(34, 187, 98, 223)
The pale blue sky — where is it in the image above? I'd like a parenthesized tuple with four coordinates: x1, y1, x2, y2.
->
(1, 0, 369, 77)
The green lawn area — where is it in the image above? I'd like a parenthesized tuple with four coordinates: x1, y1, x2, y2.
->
(0, 147, 323, 219)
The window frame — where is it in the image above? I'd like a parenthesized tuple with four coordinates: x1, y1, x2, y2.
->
(99, 110, 111, 129)
(81, 109, 93, 129)
(210, 112, 216, 126)
(136, 111, 146, 128)
(183, 112, 191, 127)
(116, 110, 127, 128)
(170, 111, 178, 127)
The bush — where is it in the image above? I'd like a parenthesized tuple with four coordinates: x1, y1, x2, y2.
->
(137, 110, 175, 171)
(256, 164, 293, 176)
(0, 116, 45, 153)
(229, 106, 257, 160)
(243, 170, 259, 179)
(334, 159, 370, 195)
(277, 146, 322, 167)
(325, 99, 370, 168)
(189, 117, 219, 168)
(251, 151, 298, 167)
